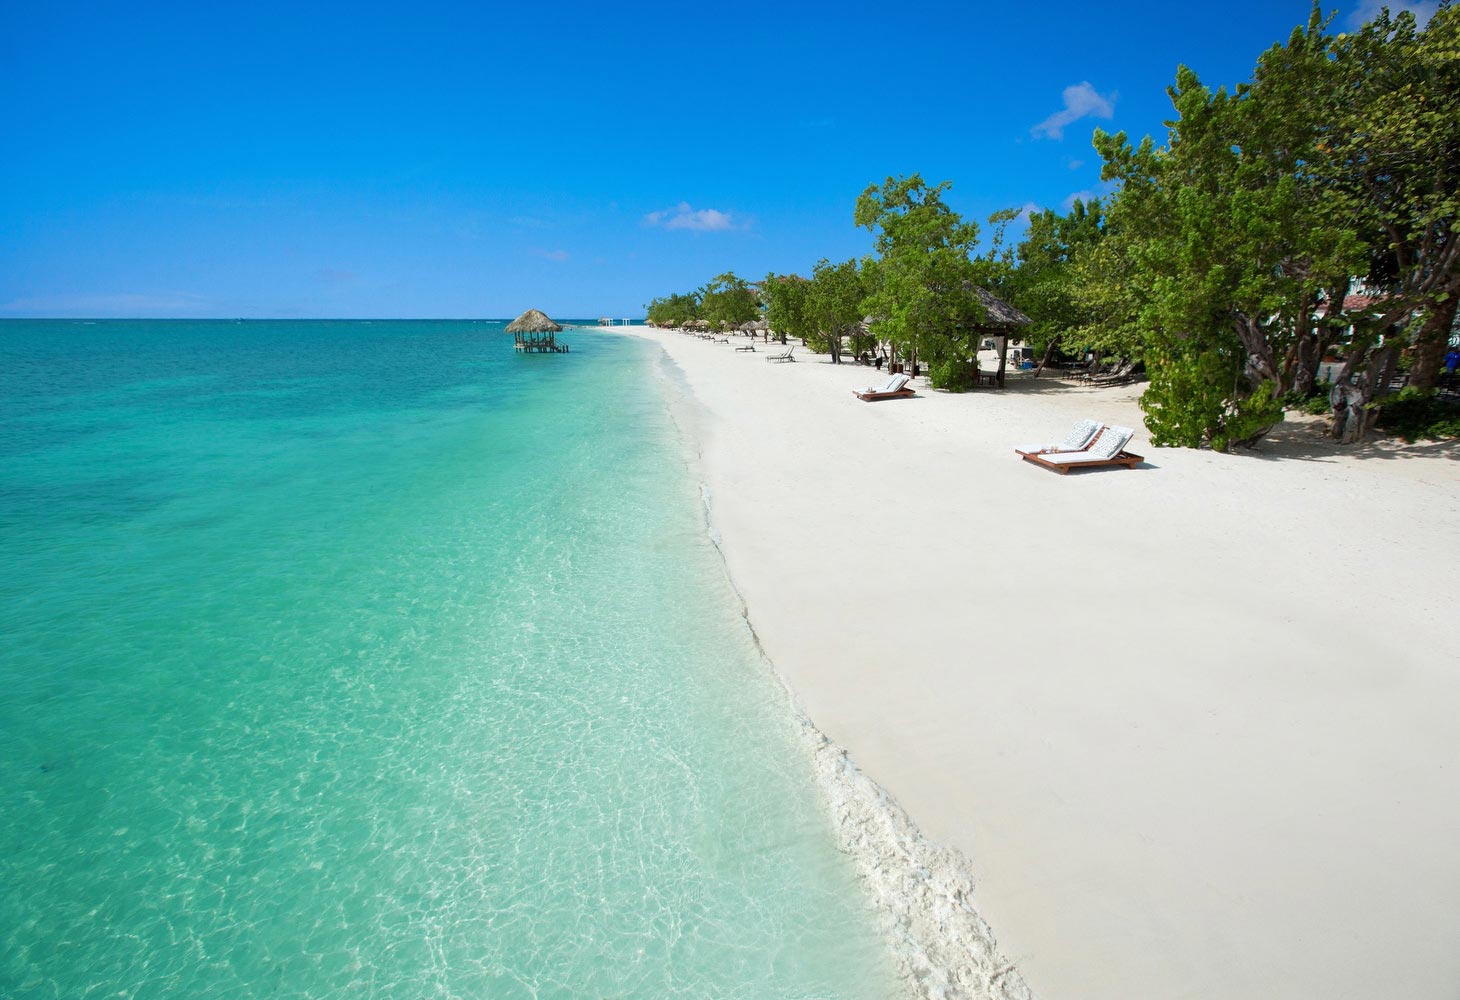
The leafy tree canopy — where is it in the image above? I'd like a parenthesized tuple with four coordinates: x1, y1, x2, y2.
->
(761, 273, 811, 345)
(803, 258, 867, 363)
(645, 291, 701, 327)
(856, 174, 985, 365)
(699, 271, 761, 329)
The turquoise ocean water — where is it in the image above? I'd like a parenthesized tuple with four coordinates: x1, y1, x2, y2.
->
(0, 320, 899, 998)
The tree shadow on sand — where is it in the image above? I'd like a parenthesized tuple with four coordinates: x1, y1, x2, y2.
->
(1242, 414, 1459, 463)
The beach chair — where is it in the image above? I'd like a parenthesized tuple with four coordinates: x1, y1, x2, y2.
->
(734, 342, 756, 352)
(766, 345, 796, 362)
(852, 372, 915, 401)
(1013, 419, 1103, 456)
(1019, 425, 1143, 474)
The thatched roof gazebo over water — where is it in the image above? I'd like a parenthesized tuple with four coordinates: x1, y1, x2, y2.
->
(506, 309, 569, 353)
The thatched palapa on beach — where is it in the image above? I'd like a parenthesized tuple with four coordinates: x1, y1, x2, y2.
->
(966, 286, 1031, 387)
(969, 286, 1032, 330)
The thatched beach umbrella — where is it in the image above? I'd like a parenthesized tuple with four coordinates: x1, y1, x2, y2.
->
(505, 309, 563, 334)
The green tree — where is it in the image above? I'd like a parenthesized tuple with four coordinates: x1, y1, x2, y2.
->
(1091, 3, 1459, 447)
(803, 258, 866, 364)
(1005, 198, 1108, 372)
(855, 175, 985, 370)
(1091, 9, 1367, 448)
(761, 273, 811, 345)
(644, 291, 701, 327)
(1326, 5, 1460, 393)
(970, 207, 1021, 303)
(699, 271, 760, 330)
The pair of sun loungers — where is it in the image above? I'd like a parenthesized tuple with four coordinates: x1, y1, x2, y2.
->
(1015, 419, 1143, 474)
(852, 372, 914, 401)
(766, 345, 795, 362)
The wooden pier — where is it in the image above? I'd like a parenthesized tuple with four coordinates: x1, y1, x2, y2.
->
(513, 331, 569, 353)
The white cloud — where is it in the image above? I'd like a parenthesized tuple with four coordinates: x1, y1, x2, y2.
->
(643, 202, 739, 232)
(1348, 0, 1439, 27)
(533, 248, 571, 262)
(1068, 159, 1085, 170)
(1062, 189, 1100, 211)
(1032, 81, 1116, 140)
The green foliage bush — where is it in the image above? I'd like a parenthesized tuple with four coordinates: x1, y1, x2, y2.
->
(929, 360, 978, 392)
(1282, 380, 1333, 415)
(1302, 395, 1331, 416)
(1372, 387, 1460, 442)
(1140, 352, 1285, 451)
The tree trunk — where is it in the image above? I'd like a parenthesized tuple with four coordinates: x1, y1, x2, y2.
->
(1034, 335, 1062, 378)
(1284, 306, 1330, 398)
(1234, 312, 1278, 386)
(1374, 342, 1399, 396)
(1330, 343, 1395, 444)
(1330, 381, 1369, 444)
(1291, 327, 1330, 397)
(1408, 296, 1459, 389)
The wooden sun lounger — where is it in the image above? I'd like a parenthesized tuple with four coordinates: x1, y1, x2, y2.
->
(853, 385, 916, 401)
(852, 373, 914, 401)
(1017, 423, 1141, 473)
(1019, 449, 1143, 474)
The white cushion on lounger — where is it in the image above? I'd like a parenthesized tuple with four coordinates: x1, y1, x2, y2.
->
(859, 373, 909, 394)
(1042, 451, 1115, 465)
(1042, 426, 1134, 463)
(1064, 418, 1101, 449)
(1015, 418, 1101, 454)
(1089, 425, 1133, 458)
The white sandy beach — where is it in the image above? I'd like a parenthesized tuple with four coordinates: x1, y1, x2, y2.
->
(613, 326, 1460, 1000)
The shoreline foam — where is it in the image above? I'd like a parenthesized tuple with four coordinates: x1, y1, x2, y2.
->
(650, 341, 1031, 999)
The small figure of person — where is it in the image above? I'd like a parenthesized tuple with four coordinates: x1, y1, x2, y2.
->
(1445, 346, 1460, 376)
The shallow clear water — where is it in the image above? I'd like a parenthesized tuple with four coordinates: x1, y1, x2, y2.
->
(0, 320, 898, 998)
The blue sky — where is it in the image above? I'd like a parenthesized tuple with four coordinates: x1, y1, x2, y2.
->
(0, 0, 1432, 318)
